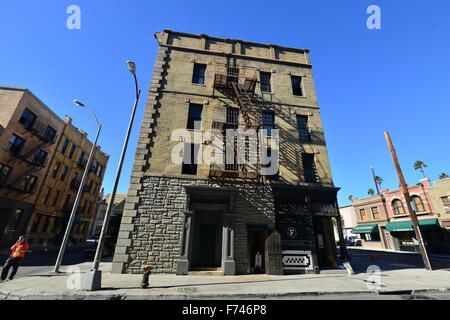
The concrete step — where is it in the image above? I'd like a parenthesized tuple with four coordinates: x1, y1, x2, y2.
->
(188, 268, 225, 276)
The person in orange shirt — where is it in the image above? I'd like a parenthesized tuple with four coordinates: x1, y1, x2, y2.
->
(1, 236, 31, 281)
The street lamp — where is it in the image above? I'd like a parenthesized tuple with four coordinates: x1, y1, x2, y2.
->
(54, 101, 102, 273)
(82, 61, 141, 291)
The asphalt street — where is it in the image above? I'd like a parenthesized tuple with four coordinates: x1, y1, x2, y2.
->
(347, 248, 450, 273)
(1, 245, 450, 283)
(0, 245, 94, 279)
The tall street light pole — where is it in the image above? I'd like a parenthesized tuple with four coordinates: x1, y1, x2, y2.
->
(83, 61, 141, 291)
(54, 101, 102, 273)
(384, 131, 432, 271)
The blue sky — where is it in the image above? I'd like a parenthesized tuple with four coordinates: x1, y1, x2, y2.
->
(1, 0, 449, 206)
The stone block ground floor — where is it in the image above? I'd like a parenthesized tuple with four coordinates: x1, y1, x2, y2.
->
(112, 176, 344, 275)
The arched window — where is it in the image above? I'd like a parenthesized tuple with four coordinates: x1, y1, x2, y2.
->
(412, 195, 425, 213)
(392, 199, 405, 215)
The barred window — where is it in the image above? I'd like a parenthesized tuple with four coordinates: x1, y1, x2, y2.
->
(260, 72, 271, 92)
(296, 115, 310, 141)
(262, 112, 275, 137)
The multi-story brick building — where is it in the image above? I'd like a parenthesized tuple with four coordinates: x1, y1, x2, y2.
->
(112, 30, 343, 275)
(0, 86, 109, 247)
(350, 178, 449, 253)
(31, 116, 109, 246)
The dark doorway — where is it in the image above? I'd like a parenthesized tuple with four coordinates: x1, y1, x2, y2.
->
(198, 224, 217, 267)
(190, 210, 223, 270)
(248, 228, 267, 274)
(313, 216, 337, 268)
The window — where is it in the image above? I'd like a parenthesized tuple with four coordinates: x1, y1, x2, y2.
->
(43, 187, 52, 205)
(186, 104, 203, 130)
(21, 174, 37, 193)
(182, 143, 199, 175)
(441, 196, 450, 209)
(90, 161, 98, 174)
(96, 164, 103, 177)
(226, 107, 239, 129)
(61, 139, 69, 155)
(19, 108, 37, 129)
(392, 199, 405, 215)
(71, 171, 79, 185)
(260, 72, 272, 92)
(86, 202, 92, 216)
(192, 63, 206, 84)
(52, 162, 60, 178)
(262, 112, 275, 137)
(9, 134, 25, 156)
(360, 209, 368, 221)
(291, 75, 303, 96)
(63, 194, 72, 211)
(364, 232, 381, 241)
(412, 195, 425, 213)
(52, 190, 60, 207)
(44, 126, 57, 142)
(8, 210, 23, 233)
(68, 144, 76, 159)
(302, 153, 318, 183)
(0, 164, 11, 186)
(33, 149, 47, 166)
(296, 115, 311, 141)
(60, 166, 69, 182)
(77, 151, 85, 165)
(371, 207, 381, 220)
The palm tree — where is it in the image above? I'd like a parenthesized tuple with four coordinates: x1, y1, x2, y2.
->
(368, 189, 375, 197)
(374, 176, 383, 186)
(439, 173, 449, 180)
(413, 160, 427, 178)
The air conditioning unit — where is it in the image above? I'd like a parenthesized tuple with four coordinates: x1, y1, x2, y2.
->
(444, 206, 450, 213)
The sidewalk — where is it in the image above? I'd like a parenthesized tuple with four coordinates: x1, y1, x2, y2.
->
(1, 261, 450, 300)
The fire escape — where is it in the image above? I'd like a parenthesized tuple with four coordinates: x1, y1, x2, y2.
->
(210, 60, 264, 182)
(3, 119, 56, 196)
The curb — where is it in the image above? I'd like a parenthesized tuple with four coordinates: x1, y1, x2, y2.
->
(1, 288, 449, 300)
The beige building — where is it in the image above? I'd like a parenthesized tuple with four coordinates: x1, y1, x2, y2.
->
(112, 30, 343, 275)
(30, 116, 109, 246)
(0, 87, 64, 247)
(428, 178, 450, 230)
(0, 86, 109, 247)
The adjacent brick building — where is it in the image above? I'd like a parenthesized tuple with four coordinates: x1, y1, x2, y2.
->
(0, 86, 109, 247)
(350, 178, 449, 253)
(112, 30, 343, 275)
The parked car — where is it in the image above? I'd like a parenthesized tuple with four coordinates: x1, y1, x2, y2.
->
(344, 236, 362, 246)
(84, 236, 116, 259)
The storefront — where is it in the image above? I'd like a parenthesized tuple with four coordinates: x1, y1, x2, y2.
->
(351, 223, 383, 249)
(386, 218, 446, 253)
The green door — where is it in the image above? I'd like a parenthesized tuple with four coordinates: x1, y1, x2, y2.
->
(198, 224, 217, 267)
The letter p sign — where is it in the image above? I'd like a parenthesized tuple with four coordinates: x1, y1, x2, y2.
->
(67, 5, 81, 30)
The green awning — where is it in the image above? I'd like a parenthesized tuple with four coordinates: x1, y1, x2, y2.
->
(386, 219, 440, 232)
(351, 224, 379, 234)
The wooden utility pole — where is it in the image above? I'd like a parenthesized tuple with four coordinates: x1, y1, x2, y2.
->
(384, 131, 432, 270)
